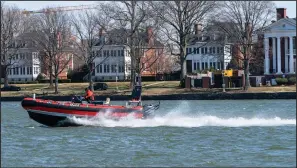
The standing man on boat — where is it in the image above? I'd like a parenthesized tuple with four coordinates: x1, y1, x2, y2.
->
(84, 88, 94, 103)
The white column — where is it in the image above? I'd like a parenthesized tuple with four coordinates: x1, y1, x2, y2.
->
(285, 37, 288, 73)
(215, 59, 218, 69)
(289, 36, 294, 73)
(264, 37, 269, 74)
(272, 37, 276, 73)
(276, 36, 282, 74)
(199, 58, 202, 70)
(207, 58, 210, 69)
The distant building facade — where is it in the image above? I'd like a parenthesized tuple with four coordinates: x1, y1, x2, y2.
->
(262, 8, 296, 75)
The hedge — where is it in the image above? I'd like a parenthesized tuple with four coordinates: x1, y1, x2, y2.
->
(288, 77, 296, 84)
(9, 81, 39, 84)
(39, 79, 71, 83)
(275, 78, 288, 85)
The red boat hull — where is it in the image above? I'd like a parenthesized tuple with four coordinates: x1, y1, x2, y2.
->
(22, 98, 145, 127)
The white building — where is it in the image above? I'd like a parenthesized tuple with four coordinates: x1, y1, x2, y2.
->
(91, 45, 131, 81)
(263, 8, 296, 75)
(6, 43, 41, 82)
(186, 41, 232, 73)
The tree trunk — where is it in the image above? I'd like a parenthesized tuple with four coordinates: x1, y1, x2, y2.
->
(88, 69, 94, 91)
(243, 59, 250, 91)
(179, 45, 187, 86)
(54, 77, 58, 94)
(4, 66, 9, 87)
(49, 56, 54, 87)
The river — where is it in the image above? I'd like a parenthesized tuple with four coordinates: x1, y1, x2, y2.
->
(1, 100, 296, 167)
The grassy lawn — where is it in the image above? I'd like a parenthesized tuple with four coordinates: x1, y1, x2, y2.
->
(1, 81, 295, 97)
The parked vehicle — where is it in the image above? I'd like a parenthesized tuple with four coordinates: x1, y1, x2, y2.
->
(1, 85, 21, 91)
(93, 82, 108, 90)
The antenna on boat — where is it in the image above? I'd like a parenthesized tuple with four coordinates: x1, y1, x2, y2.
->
(33, 93, 36, 100)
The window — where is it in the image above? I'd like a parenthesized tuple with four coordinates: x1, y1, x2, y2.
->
(194, 62, 196, 70)
(114, 50, 117, 57)
(218, 62, 221, 69)
(213, 62, 216, 69)
(107, 50, 110, 57)
(217, 47, 220, 54)
(111, 65, 117, 73)
(106, 64, 110, 73)
(205, 63, 208, 69)
(121, 50, 124, 56)
(205, 47, 208, 54)
(201, 48, 204, 54)
(202, 62, 204, 70)
(16, 54, 18, 60)
(111, 50, 114, 57)
(118, 50, 121, 57)
(103, 50, 107, 57)
(99, 50, 102, 57)
(220, 47, 224, 53)
(104, 64, 107, 73)
(189, 48, 192, 54)
(30, 67, 32, 74)
(197, 62, 200, 70)
(96, 64, 99, 73)
(210, 47, 212, 54)
(197, 48, 200, 54)
(210, 62, 213, 68)
(193, 48, 196, 54)
(27, 67, 30, 75)
(213, 47, 216, 54)
(16, 67, 19, 75)
(99, 64, 102, 73)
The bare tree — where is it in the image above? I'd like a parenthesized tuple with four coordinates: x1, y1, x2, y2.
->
(70, 9, 111, 91)
(210, 1, 275, 90)
(151, 1, 216, 85)
(99, 1, 162, 88)
(29, 7, 74, 93)
(1, 2, 25, 86)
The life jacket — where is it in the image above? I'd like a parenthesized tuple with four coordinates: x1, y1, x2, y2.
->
(85, 90, 94, 101)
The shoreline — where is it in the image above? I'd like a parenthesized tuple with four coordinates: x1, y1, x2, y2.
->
(1, 92, 296, 101)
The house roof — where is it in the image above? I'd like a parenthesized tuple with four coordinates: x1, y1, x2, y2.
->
(95, 28, 164, 48)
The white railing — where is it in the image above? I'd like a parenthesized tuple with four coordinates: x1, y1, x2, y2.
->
(286, 49, 296, 55)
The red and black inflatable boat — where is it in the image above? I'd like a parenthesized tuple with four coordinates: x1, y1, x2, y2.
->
(21, 97, 158, 127)
(21, 75, 159, 127)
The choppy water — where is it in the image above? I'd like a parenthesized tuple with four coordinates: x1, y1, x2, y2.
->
(1, 100, 296, 167)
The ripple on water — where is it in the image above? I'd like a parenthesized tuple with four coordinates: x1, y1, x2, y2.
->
(1, 100, 296, 167)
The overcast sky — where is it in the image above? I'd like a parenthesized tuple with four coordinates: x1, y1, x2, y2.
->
(3, 1, 297, 18)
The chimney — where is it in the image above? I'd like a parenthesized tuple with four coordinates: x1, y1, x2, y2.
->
(276, 8, 287, 20)
(146, 26, 154, 46)
(194, 23, 202, 35)
(99, 28, 106, 44)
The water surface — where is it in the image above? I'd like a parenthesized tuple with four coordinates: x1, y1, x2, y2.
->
(1, 100, 296, 167)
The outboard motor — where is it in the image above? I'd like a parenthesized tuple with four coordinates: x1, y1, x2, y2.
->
(143, 101, 160, 119)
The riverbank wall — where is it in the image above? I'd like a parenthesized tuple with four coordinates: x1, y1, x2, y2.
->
(1, 92, 296, 101)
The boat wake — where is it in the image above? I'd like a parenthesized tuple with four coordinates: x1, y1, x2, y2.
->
(68, 113, 296, 128)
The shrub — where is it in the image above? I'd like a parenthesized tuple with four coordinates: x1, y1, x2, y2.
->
(36, 73, 46, 81)
(288, 77, 296, 84)
(39, 79, 71, 83)
(275, 78, 288, 85)
(9, 81, 39, 84)
(179, 78, 185, 88)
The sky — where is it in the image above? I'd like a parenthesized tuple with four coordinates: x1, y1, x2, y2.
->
(3, 1, 297, 18)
